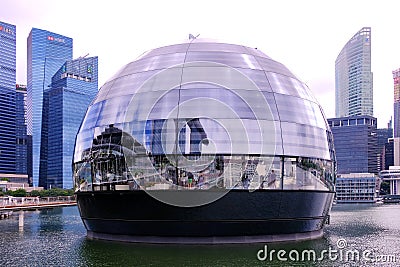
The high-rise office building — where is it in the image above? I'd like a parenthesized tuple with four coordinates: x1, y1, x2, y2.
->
(46, 57, 98, 189)
(394, 138, 400, 166)
(16, 84, 27, 174)
(384, 138, 394, 170)
(377, 119, 393, 149)
(328, 115, 379, 174)
(377, 118, 393, 171)
(27, 28, 72, 187)
(335, 27, 373, 117)
(393, 68, 400, 138)
(0, 21, 16, 174)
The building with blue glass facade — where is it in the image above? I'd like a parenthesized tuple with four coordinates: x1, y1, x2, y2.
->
(0, 21, 16, 174)
(16, 84, 27, 174)
(384, 138, 394, 170)
(377, 119, 393, 171)
(46, 57, 98, 189)
(27, 28, 72, 187)
(377, 120, 393, 149)
(335, 27, 373, 117)
(393, 69, 400, 138)
(328, 115, 379, 174)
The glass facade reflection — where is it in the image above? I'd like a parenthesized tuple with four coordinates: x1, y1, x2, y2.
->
(16, 84, 28, 174)
(0, 21, 16, 174)
(335, 27, 372, 117)
(27, 28, 73, 187)
(393, 68, 400, 138)
(73, 39, 336, 193)
(328, 115, 378, 174)
(47, 57, 98, 189)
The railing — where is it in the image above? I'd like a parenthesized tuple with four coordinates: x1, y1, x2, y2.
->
(0, 196, 76, 210)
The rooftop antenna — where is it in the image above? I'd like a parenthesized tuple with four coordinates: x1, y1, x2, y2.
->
(189, 34, 200, 40)
(78, 53, 89, 59)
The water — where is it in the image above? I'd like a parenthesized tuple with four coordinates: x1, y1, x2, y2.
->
(0, 204, 399, 266)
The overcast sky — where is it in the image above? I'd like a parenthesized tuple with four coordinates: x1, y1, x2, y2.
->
(1, 0, 399, 127)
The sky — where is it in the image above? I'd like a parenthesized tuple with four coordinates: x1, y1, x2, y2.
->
(1, 0, 399, 127)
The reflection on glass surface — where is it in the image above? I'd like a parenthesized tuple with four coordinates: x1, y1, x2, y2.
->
(282, 157, 334, 191)
(73, 125, 334, 192)
(73, 39, 335, 193)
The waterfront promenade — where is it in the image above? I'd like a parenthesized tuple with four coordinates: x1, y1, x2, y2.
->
(0, 196, 76, 213)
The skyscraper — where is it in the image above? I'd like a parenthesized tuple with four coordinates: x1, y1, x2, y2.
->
(46, 57, 98, 189)
(335, 27, 373, 117)
(16, 84, 28, 174)
(377, 118, 393, 171)
(328, 115, 378, 174)
(27, 28, 72, 187)
(384, 138, 394, 170)
(393, 68, 400, 138)
(0, 21, 16, 174)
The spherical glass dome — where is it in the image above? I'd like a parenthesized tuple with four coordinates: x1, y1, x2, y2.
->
(73, 39, 335, 206)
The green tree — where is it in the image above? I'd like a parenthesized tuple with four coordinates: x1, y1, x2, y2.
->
(29, 190, 41, 197)
(47, 188, 64, 196)
(65, 189, 75, 196)
(37, 188, 75, 197)
(39, 190, 50, 197)
(10, 188, 27, 197)
(380, 181, 390, 195)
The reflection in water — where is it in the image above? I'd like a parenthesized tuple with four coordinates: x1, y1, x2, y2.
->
(76, 236, 340, 267)
(18, 211, 24, 233)
(39, 207, 64, 234)
(0, 207, 85, 266)
(0, 205, 399, 266)
(78, 239, 318, 267)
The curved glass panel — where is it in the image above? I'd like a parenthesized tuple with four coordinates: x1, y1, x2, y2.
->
(188, 42, 249, 53)
(137, 43, 191, 60)
(266, 72, 315, 101)
(94, 96, 133, 127)
(185, 52, 262, 70)
(119, 53, 185, 76)
(244, 46, 272, 59)
(274, 93, 327, 128)
(236, 68, 272, 92)
(256, 57, 296, 78)
(104, 70, 161, 99)
(91, 79, 115, 103)
(280, 121, 330, 159)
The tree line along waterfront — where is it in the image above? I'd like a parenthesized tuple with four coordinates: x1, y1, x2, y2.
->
(0, 187, 74, 198)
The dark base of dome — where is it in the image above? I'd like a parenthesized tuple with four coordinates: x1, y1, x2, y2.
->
(77, 189, 334, 244)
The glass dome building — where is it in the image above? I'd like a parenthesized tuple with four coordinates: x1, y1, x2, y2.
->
(73, 38, 336, 243)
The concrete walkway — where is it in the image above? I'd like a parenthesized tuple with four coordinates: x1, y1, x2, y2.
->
(0, 200, 77, 211)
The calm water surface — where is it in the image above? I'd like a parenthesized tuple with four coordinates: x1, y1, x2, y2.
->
(0, 203, 399, 266)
